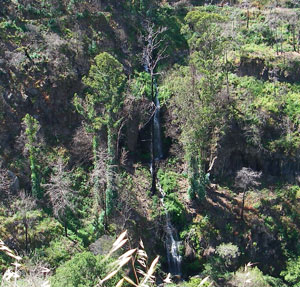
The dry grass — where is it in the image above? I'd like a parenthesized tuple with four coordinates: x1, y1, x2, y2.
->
(97, 230, 211, 287)
(96, 230, 160, 287)
(0, 239, 50, 287)
(0, 239, 22, 286)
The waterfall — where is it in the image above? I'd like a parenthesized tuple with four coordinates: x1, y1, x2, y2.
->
(145, 71, 181, 275)
(159, 184, 182, 276)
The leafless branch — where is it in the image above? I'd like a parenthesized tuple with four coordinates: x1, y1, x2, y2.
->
(120, 147, 129, 167)
(235, 167, 262, 191)
(90, 148, 108, 188)
(14, 190, 36, 216)
(43, 158, 75, 220)
(235, 167, 262, 220)
(142, 21, 168, 76)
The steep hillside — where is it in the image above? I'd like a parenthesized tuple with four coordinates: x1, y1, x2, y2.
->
(0, 0, 300, 286)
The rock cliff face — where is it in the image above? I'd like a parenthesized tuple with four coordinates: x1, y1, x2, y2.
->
(210, 123, 300, 183)
(238, 55, 300, 84)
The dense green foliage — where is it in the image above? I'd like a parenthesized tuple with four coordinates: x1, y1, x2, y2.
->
(282, 257, 300, 286)
(51, 252, 120, 287)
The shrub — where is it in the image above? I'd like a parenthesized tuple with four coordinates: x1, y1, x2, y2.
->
(131, 72, 152, 99)
(51, 252, 120, 287)
(42, 237, 83, 268)
(164, 193, 186, 227)
(281, 256, 300, 286)
(216, 243, 240, 267)
(157, 169, 178, 195)
(229, 266, 271, 287)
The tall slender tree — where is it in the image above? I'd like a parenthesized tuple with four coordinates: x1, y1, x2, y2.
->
(74, 52, 126, 226)
(23, 114, 42, 199)
(164, 10, 227, 200)
(142, 22, 167, 195)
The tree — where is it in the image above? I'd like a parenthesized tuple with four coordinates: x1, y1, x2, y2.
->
(23, 114, 42, 199)
(43, 158, 74, 237)
(266, 7, 286, 55)
(235, 167, 261, 220)
(287, 10, 300, 53)
(90, 148, 111, 229)
(142, 21, 167, 195)
(74, 52, 126, 225)
(216, 242, 240, 269)
(13, 191, 37, 252)
(165, 10, 227, 200)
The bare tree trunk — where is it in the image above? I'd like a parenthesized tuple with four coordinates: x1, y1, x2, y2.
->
(276, 28, 279, 55)
(105, 115, 117, 218)
(280, 27, 283, 55)
(150, 75, 156, 195)
(225, 51, 230, 101)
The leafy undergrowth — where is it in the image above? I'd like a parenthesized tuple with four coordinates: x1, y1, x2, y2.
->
(176, 177, 300, 284)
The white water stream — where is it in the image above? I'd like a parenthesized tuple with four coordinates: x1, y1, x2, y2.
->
(144, 64, 182, 275)
(158, 184, 182, 276)
(152, 87, 182, 276)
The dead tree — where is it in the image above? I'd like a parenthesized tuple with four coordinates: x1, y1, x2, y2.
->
(90, 148, 110, 229)
(43, 158, 75, 237)
(142, 21, 167, 195)
(235, 167, 261, 220)
(14, 191, 37, 252)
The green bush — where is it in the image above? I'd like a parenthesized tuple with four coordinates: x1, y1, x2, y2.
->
(34, 217, 64, 246)
(42, 237, 83, 268)
(228, 266, 271, 287)
(281, 256, 300, 286)
(216, 243, 240, 267)
(51, 252, 121, 287)
(164, 193, 186, 227)
(157, 169, 178, 195)
(131, 72, 152, 99)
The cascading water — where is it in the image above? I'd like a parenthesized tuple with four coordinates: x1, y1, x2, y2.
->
(158, 184, 182, 276)
(144, 63, 182, 275)
(152, 86, 182, 276)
